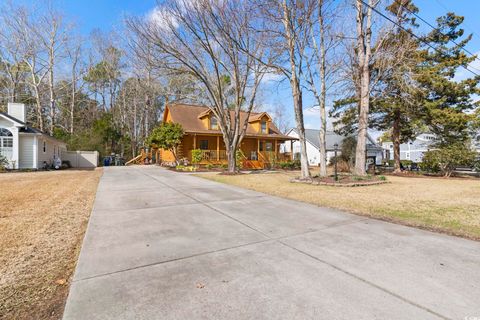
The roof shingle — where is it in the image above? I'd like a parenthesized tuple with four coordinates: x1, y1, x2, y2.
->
(166, 103, 293, 140)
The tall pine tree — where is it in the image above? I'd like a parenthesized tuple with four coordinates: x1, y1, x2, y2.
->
(418, 13, 480, 146)
(369, 0, 423, 173)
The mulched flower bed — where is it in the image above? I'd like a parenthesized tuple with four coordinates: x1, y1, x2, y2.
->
(291, 174, 389, 187)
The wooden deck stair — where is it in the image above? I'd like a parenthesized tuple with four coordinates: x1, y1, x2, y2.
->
(125, 148, 159, 165)
(242, 160, 264, 169)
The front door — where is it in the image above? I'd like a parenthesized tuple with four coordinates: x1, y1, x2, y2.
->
(265, 142, 273, 152)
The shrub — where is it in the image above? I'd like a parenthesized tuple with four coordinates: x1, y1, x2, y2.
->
(235, 150, 244, 169)
(378, 175, 387, 181)
(191, 149, 202, 166)
(0, 155, 9, 171)
(206, 164, 214, 170)
(387, 160, 413, 167)
(147, 122, 184, 165)
(175, 165, 196, 172)
(334, 159, 351, 173)
(421, 143, 477, 177)
(278, 160, 301, 170)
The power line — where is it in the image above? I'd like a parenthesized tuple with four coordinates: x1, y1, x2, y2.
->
(433, 0, 476, 38)
(393, 0, 480, 72)
(360, 0, 480, 78)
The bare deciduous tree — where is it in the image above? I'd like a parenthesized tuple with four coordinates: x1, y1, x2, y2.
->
(304, 0, 342, 177)
(38, 8, 69, 134)
(354, 0, 377, 175)
(248, 0, 317, 180)
(127, 0, 268, 173)
(66, 40, 83, 134)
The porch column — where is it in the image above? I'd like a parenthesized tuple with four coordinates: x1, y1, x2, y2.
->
(193, 134, 197, 149)
(257, 139, 260, 153)
(290, 140, 293, 160)
(33, 136, 38, 169)
(274, 139, 277, 154)
(11, 126, 19, 169)
(216, 135, 220, 161)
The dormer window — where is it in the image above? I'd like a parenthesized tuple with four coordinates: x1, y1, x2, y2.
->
(261, 121, 267, 133)
(211, 116, 218, 130)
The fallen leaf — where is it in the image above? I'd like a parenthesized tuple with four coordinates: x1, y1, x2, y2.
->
(196, 282, 205, 289)
(55, 279, 66, 285)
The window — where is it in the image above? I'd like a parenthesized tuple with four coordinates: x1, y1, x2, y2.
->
(2, 138, 13, 148)
(43, 141, 46, 153)
(261, 121, 267, 133)
(210, 116, 218, 130)
(199, 140, 208, 150)
(0, 128, 13, 136)
(0, 128, 13, 149)
(265, 142, 273, 151)
(259, 141, 264, 151)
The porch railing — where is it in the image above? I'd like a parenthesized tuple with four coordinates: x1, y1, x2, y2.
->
(259, 151, 290, 163)
(191, 150, 227, 162)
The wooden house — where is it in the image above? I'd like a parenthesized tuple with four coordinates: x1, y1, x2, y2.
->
(160, 103, 295, 169)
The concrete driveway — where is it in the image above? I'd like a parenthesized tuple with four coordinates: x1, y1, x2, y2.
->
(63, 166, 480, 320)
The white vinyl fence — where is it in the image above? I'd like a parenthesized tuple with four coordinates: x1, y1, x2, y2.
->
(62, 151, 99, 168)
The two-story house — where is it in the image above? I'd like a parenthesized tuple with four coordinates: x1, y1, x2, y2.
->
(381, 133, 437, 163)
(159, 103, 295, 169)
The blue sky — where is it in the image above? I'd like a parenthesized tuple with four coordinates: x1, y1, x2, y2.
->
(25, 0, 480, 134)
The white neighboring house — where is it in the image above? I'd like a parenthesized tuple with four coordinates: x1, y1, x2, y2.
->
(0, 103, 67, 169)
(284, 128, 383, 166)
(382, 132, 480, 163)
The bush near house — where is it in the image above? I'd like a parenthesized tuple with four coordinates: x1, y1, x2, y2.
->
(147, 123, 184, 165)
(421, 143, 477, 177)
(191, 149, 202, 168)
(0, 155, 8, 171)
(277, 160, 301, 170)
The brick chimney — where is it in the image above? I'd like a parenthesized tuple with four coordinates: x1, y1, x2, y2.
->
(7, 103, 26, 123)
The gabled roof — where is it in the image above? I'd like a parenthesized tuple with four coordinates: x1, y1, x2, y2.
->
(0, 112, 25, 126)
(288, 128, 382, 151)
(248, 112, 272, 122)
(0, 111, 66, 145)
(165, 103, 294, 140)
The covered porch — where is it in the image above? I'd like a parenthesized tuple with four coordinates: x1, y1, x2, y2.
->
(182, 133, 293, 169)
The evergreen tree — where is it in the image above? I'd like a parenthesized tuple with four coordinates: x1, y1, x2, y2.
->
(418, 13, 480, 146)
(369, 0, 424, 173)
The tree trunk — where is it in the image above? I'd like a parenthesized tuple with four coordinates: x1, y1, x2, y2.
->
(292, 82, 311, 179)
(355, 75, 369, 176)
(392, 111, 401, 173)
(282, 0, 310, 180)
(226, 145, 236, 173)
(49, 67, 55, 135)
(70, 94, 75, 135)
(318, 4, 327, 177)
(354, 0, 373, 176)
(34, 87, 44, 132)
(70, 56, 77, 135)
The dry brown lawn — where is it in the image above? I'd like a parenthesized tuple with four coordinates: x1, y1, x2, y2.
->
(0, 169, 102, 320)
(200, 171, 480, 240)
